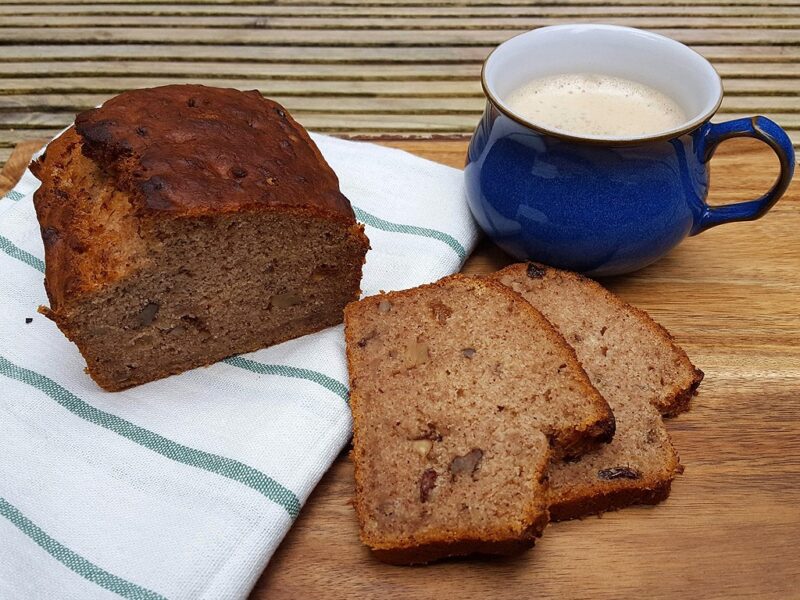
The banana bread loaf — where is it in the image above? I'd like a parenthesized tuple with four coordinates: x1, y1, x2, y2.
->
(492, 263, 703, 520)
(344, 274, 614, 564)
(31, 84, 369, 391)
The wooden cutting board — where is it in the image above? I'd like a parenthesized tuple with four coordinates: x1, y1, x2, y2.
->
(4, 137, 799, 599)
(254, 138, 800, 600)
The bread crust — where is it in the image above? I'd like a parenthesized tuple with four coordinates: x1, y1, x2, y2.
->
(74, 84, 354, 219)
(548, 479, 672, 522)
(548, 440, 683, 522)
(370, 511, 550, 566)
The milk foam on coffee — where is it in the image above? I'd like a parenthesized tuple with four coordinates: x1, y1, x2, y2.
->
(504, 73, 687, 138)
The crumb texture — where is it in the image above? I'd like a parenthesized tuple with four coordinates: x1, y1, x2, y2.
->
(492, 263, 703, 520)
(344, 274, 614, 563)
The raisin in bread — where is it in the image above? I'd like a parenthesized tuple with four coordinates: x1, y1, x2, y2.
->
(344, 274, 615, 564)
(31, 84, 369, 391)
(492, 263, 703, 520)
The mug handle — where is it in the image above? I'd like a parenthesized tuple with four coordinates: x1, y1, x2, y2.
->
(691, 116, 795, 235)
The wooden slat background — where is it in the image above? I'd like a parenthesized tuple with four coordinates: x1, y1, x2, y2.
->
(1, 0, 799, 167)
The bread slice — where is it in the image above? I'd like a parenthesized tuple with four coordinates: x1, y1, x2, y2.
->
(344, 274, 615, 564)
(31, 85, 369, 391)
(491, 263, 703, 520)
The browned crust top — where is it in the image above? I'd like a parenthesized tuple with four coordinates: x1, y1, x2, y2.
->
(71, 84, 354, 220)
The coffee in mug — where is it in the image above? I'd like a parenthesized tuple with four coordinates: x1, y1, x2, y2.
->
(504, 73, 686, 138)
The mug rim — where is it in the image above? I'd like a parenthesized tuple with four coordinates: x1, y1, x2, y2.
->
(481, 24, 724, 146)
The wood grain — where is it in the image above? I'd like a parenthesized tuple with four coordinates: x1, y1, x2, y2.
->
(2, 134, 797, 599)
(2, 5, 799, 15)
(0, 0, 799, 163)
(0, 137, 48, 195)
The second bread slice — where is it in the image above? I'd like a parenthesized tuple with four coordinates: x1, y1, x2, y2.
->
(492, 263, 703, 520)
(344, 274, 614, 564)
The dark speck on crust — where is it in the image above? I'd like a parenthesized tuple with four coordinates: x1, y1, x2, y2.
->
(139, 176, 174, 210)
(526, 263, 546, 279)
(142, 177, 165, 192)
(41, 226, 60, 246)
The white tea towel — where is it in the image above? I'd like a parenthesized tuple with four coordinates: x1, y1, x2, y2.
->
(0, 133, 479, 600)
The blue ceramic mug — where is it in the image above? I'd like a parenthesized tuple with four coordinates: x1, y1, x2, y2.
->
(465, 24, 795, 276)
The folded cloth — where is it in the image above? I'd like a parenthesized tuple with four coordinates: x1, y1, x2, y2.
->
(0, 133, 479, 600)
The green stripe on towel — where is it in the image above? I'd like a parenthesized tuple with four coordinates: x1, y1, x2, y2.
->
(0, 235, 44, 273)
(224, 356, 349, 403)
(0, 497, 166, 600)
(352, 206, 466, 259)
(0, 355, 301, 518)
(2, 190, 25, 202)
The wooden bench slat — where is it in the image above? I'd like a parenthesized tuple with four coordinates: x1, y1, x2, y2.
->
(1, 75, 799, 95)
(2, 4, 800, 16)
(0, 61, 485, 79)
(2, 0, 799, 6)
(3, 109, 799, 131)
(0, 76, 486, 94)
(2, 120, 799, 140)
(2, 92, 798, 115)
(1, 44, 798, 64)
(0, 26, 799, 45)
(0, 60, 798, 79)
(0, 110, 481, 130)
(2, 15, 800, 28)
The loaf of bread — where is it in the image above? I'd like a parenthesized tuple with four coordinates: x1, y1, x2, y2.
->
(344, 274, 614, 564)
(31, 84, 369, 391)
(492, 263, 703, 520)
